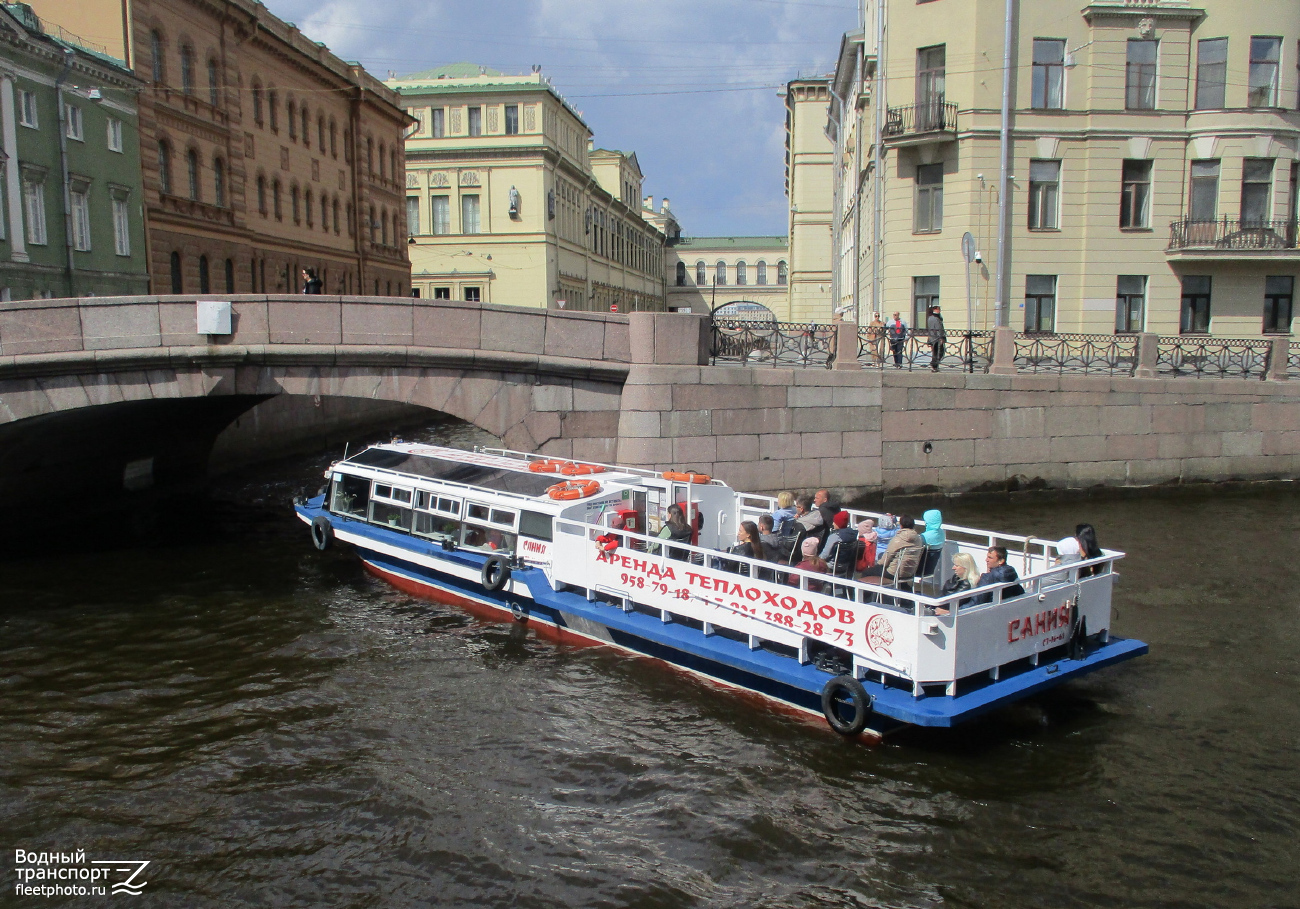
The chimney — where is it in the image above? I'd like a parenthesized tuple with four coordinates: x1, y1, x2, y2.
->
(643, 195, 653, 211)
(661, 197, 670, 213)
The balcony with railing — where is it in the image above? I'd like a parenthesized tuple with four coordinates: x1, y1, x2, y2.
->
(1167, 218, 1299, 258)
(881, 98, 958, 146)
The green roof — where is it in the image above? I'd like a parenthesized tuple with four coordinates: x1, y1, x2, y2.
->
(676, 236, 788, 250)
(404, 63, 504, 79)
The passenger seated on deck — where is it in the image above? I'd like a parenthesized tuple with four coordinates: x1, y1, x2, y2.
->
(969, 546, 1025, 605)
(856, 520, 878, 571)
(757, 515, 781, 552)
(1075, 523, 1103, 578)
(729, 521, 768, 564)
(656, 504, 693, 561)
(1042, 536, 1081, 586)
(873, 514, 898, 559)
(814, 488, 841, 530)
(793, 495, 823, 535)
(935, 552, 980, 615)
(860, 515, 923, 584)
(820, 511, 857, 561)
(921, 509, 946, 548)
(770, 491, 796, 535)
(787, 537, 828, 593)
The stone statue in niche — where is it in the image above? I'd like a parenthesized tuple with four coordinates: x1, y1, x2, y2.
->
(509, 185, 521, 219)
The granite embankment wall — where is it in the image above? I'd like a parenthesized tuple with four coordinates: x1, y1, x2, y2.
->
(616, 314, 1300, 497)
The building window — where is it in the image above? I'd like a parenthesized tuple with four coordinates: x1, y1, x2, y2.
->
(252, 82, 263, 125)
(1120, 159, 1152, 228)
(1264, 276, 1294, 333)
(431, 108, 444, 138)
(18, 90, 37, 128)
(464, 286, 481, 302)
(468, 106, 482, 137)
(1189, 159, 1220, 221)
(273, 179, 282, 220)
(1125, 39, 1157, 110)
(23, 177, 46, 244)
(777, 260, 788, 285)
(158, 140, 172, 194)
(291, 184, 300, 224)
(330, 121, 338, 158)
(431, 195, 450, 234)
(1241, 158, 1273, 223)
(64, 104, 82, 141)
(225, 258, 234, 293)
(318, 115, 326, 151)
(434, 286, 451, 299)
(1115, 275, 1146, 333)
(106, 118, 122, 152)
(333, 198, 340, 234)
(288, 100, 297, 140)
(505, 104, 519, 135)
(304, 189, 313, 227)
(180, 45, 195, 94)
(346, 203, 354, 236)
(170, 251, 182, 293)
(407, 196, 420, 235)
(756, 260, 767, 285)
(914, 163, 943, 233)
(186, 149, 200, 200)
(1249, 37, 1282, 107)
(199, 255, 210, 294)
(461, 194, 480, 233)
(913, 276, 940, 328)
(268, 91, 278, 132)
(916, 44, 946, 129)
(213, 157, 225, 207)
(150, 30, 164, 84)
(366, 138, 374, 175)
(1024, 275, 1056, 332)
(675, 261, 687, 286)
(381, 207, 388, 245)
(208, 57, 219, 106)
(301, 105, 309, 147)
(695, 261, 706, 284)
(321, 194, 329, 232)
(70, 189, 90, 251)
(736, 261, 747, 285)
(112, 197, 130, 256)
(1028, 160, 1060, 229)
(1031, 39, 1065, 109)
(256, 175, 267, 215)
(1195, 38, 1227, 109)
(715, 260, 726, 285)
(1180, 276, 1212, 333)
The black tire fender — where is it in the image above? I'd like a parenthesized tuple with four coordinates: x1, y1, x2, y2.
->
(821, 674, 872, 736)
(310, 515, 334, 551)
(482, 555, 511, 592)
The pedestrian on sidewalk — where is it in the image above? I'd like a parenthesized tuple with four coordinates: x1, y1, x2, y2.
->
(927, 305, 947, 371)
(886, 311, 907, 367)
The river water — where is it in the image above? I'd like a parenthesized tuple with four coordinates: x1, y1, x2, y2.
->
(2, 421, 1296, 908)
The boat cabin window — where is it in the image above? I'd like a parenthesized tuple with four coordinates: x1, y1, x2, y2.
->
(413, 511, 460, 542)
(330, 473, 371, 518)
(414, 491, 460, 516)
(370, 484, 414, 530)
(519, 510, 553, 542)
(462, 502, 516, 554)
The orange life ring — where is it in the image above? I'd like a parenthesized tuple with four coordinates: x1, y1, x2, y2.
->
(529, 459, 573, 474)
(547, 479, 601, 501)
(560, 462, 607, 476)
(662, 470, 711, 484)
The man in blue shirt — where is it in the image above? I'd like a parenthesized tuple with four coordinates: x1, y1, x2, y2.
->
(970, 545, 1025, 604)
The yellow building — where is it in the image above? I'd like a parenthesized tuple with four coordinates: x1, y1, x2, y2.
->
(665, 235, 790, 319)
(784, 78, 836, 322)
(829, 0, 1300, 337)
(390, 65, 666, 311)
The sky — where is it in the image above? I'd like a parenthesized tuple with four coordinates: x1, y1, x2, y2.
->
(269, 0, 860, 238)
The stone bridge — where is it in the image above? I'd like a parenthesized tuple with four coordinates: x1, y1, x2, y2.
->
(2, 294, 1298, 507)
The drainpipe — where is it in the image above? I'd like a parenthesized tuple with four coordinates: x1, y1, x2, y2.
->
(349, 79, 366, 294)
(852, 42, 863, 323)
(994, 0, 1015, 326)
(55, 47, 76, 297)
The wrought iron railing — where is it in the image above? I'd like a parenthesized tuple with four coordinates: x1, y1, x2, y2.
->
(710, 319, 836, 368)
(858, 327, 993, 372)
(1290, 344, 1300, 379)
(1167, 218, 1298, 251)
(882, 99, 958, 138)
(1013, 332, 1140, 375)
(1155, 336, 1273, 379)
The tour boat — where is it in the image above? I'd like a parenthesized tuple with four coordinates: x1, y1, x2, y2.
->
(293, 444, 1147, 740)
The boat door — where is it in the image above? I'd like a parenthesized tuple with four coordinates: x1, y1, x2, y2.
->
(671, 483, 702, 545)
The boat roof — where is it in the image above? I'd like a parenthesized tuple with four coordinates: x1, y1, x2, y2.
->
(340, 444, 656, 501)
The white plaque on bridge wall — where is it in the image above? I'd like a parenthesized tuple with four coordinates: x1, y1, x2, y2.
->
(197, 300, 233, 335)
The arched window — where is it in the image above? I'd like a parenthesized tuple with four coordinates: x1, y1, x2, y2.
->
(186, 148, 199, 200)
(369, 205, 377, 242)
(330, 120, 338, 159)
(150, 30, 164, 84)
(207, 57, 219, 106)
(736, 260, 747, 285)
(287, 99, 297, 140)
(304, 188, 313, 227)
(333, 199, 341, 234)
(378, 142, 386, 180)
(675, 261, 687, 286)
(198, 254, 210, 293)
(777, 260, 788, 285)
(367, 137, 374, 175)
(224, 258, 234, 292)
(756, 260, 767, 285)
(256, 174, 266, 215)
(321, 194, 329, 232)
(272, 178, 282, 220)
(170, 251, 182, 293)
(318, 115, 326, 151)
(157, 140, 172, 194)
(343, 128, 352, 162)
(715, 260, 727, 285)
(300, 105, 309, 147)
(268, 91, 278, 131)
(381, 207, 389, 245)
(394, 210, 402, 244)
(213, 157, 225, 207)
(695, 260, 706, 284)
(180, 44, 194, 94)
(291, 183, 300, 224)
(251, 80, 263, 125)
(390, 148, 398, 182)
